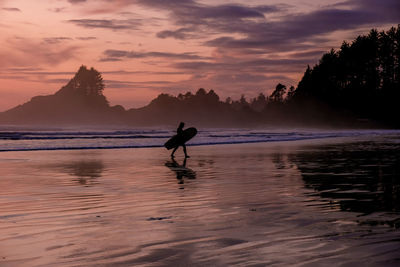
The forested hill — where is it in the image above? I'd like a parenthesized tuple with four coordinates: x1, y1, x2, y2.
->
(0, 25, 399, 127)
(0, 66, 126, 125)
(290, 25, 400, 127)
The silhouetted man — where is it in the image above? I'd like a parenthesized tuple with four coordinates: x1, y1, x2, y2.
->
(171, 122, 190, 158)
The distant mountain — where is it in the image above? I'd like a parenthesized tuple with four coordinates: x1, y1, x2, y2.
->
(0, 66, 126, 125)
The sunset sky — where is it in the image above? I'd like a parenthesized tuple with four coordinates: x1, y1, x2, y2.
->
(0, 0, 398, 111)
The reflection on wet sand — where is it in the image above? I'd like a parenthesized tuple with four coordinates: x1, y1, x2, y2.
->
(59, 160, 104, 185)
(165, 158, 196, 183)
(291, 141, 400, 227)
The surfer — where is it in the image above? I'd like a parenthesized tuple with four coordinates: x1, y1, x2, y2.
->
(164, 122, 197, 158)
(171, 122, 190, 158)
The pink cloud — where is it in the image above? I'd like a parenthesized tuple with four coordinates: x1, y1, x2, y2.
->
(0, 37, 81, 69)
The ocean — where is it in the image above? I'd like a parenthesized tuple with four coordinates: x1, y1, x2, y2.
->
(1, 127, 400, 152)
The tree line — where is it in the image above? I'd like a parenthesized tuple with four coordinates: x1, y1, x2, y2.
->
(290, 25, 400, 127)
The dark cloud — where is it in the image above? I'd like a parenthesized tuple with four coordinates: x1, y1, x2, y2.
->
(0, 70, 74, 76)
(105, 79, 173, 89)
(204, 5, 399, 52)
(49, 7, 67, 13)
(352, 0, 400, 21)
(256, 5, 288, 13)
(65, 0, 399, 56)
(147, 0, 399, 52)
(0, 75, 70, 85)
(0, 75, 27, 80)
(2, 7, 21, 12)
(42, 37, 73, 44)
(102, 70, 186, 75)
(68, 0, 87, 4)
(136, 0, 278, 17)
(289, 50, 327, 59)
(172, 58, 312, 74)
(209, 73, 270, 84)
(67, 19, 141, 30)
(135, 0, 195, 10)
(156, 27, 194, 40)
(100, 57, 122, 62)
(100, 49, 208, 62)
(75, 36, 97, 40)
(2, 67, 43, 72)
(162, 7, 276, 38)
(45, 78, 70, 84)
(190, 4, 265, 19)
(136, 1, 283, 41)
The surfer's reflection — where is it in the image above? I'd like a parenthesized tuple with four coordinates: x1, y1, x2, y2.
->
(165, 158, 196, 184)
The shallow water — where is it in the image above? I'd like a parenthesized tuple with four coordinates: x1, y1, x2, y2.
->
(1, 127, 399, 151)
(0, 136, 399, 266)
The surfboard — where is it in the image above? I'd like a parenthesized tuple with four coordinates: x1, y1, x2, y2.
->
(164, 127, 197, 150)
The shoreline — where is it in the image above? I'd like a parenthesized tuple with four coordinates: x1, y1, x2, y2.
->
(1, 129, 399, 153)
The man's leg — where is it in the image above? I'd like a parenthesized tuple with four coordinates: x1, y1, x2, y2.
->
(171, 146, 178, 157)
(183, 144, 190, 158)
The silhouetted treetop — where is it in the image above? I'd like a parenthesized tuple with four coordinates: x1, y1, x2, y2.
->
(56, 65, 109, 108)
(250, 93, 267, 112)
(207, 89, 220, 103)
(149, 93, 179, 108)
(286, 86, 295, 101)
(269, 83, 287, 103)
(58, 65, 105, 96)
(196, 88, 207, 96)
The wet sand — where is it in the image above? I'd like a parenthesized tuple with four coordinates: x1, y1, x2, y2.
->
(0, 135, 399, 266)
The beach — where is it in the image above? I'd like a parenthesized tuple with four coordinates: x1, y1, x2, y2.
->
(0, 135, 399, 266)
